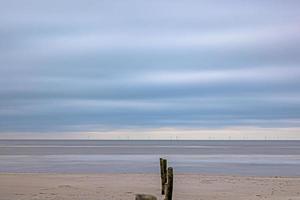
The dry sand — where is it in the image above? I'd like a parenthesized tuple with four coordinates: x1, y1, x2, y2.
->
(0, 173, 300, 200)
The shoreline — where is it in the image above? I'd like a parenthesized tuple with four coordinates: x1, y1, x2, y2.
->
(1, 173, 300, 200)
(1, 172, 300, 178)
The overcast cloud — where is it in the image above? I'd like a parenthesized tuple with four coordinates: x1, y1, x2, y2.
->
(1, 0, 300, 138)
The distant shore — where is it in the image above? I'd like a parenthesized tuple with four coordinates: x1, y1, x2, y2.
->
(1, 173, 300, 200)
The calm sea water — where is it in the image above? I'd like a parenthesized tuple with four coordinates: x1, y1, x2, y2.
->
(0, 140, 300, 176)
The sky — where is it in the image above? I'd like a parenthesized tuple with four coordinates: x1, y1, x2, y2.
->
(1, 0, 300, 139)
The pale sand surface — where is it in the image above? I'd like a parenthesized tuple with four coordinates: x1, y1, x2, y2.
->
(0, 173, 300, 200)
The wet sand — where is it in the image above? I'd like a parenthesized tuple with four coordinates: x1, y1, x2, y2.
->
(0, 173, 300, 200)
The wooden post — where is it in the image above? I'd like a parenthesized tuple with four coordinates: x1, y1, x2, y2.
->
(160, 158, 167, 194)
(135, 194, 157, 200)
(164, 167, 173, 200)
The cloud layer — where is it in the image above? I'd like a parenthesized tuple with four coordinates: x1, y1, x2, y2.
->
(1, 0, 300, 138)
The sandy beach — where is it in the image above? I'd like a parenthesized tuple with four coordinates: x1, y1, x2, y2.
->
(1, 173, 300, 200)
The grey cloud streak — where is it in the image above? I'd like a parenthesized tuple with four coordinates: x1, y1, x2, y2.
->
(1, 0, 300, 135)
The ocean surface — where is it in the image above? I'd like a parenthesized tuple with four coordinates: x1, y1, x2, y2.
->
(0, 140, 300, 176)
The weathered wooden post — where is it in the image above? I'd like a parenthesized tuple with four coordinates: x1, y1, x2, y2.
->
(160, 158, 167, 194)
(164, 167, 173, 200)
(135, 194, 157, 200)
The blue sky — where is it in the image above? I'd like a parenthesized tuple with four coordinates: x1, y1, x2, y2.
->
(1, 0, 300, 139)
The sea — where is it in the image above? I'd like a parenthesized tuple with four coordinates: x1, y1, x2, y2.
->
(0, 140, 299, 176)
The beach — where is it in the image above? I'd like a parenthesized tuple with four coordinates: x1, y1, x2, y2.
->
(1, 140, 300, 199)
(1, 173, 300, 200)
(2, 0, 300, 199)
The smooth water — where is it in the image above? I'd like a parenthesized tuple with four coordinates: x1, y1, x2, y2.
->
(0, 140, 299, 176)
